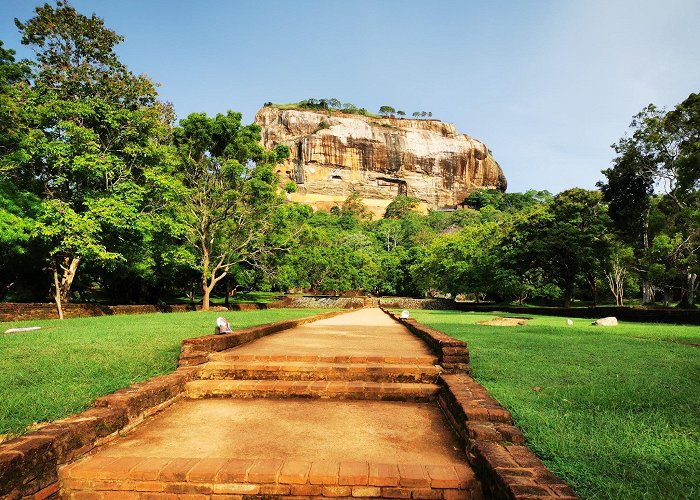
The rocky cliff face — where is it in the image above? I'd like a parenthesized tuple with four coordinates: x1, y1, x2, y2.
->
(255, 106, 506, 216)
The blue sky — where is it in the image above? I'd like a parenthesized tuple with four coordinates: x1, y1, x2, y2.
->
(1, 0, 698, 193)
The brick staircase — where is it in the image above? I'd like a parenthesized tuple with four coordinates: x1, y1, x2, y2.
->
(185, 352, 443, 402)
(58, 310, 485, 499)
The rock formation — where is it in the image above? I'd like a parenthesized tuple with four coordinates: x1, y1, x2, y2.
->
(255, 106, 506, 217)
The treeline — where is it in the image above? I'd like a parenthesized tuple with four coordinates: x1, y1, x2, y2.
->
(1, 3, 698, 315)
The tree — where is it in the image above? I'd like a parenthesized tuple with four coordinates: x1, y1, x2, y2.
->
(379, 105, 395, 117)
(412, 112, 420, 118)
(413, 222, 501, 301)
(502, 190, 611, 307)
(7, 3, 174, 318)
(173, 111, 290, 309)
(599, 93, 700, 305)
(396, 110, 405, 117)
(384, 195, 420, 219)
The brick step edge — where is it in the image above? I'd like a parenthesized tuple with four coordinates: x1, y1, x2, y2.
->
(209, 353, 440, 365)
(60, 457, 482, 499)
(381, 309, 470, 374)
(198, 362, 442, 384)
(185, 380, 440, 402)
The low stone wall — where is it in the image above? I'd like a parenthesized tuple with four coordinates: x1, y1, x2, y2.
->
(379, 297, 457, 310)
(0, 309, 347, 500)
(453, 303, 700, 325)
(283, 296, 375, 309)
(0, 302, 199, 322)
(382, 308, 470, 373)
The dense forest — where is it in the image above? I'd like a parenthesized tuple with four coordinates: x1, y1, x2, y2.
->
(1, 3, 698, 316)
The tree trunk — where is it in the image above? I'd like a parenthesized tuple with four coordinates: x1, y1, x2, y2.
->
(202, 284, 212, 311)
(562, 284, 574, 308)
(53, 268, 64, 320)
(51, 256, 81, 320)
(642, 280, 654, 305)
(688, 273, 697, 306)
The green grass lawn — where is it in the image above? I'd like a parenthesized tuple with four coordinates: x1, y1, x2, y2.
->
(0, 308, 329, 437)
(408, 310, 700, 500)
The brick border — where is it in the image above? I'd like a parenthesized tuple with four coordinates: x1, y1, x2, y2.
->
(382, 308, 470, 373)
(382, 309, 579, 499)
(59, 456, 484, 499)
(0, 309, 349, 500)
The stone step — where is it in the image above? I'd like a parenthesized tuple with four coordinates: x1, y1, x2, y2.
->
(198, 360, 442, 383)
(185, 380, 441, 402)
(60, 456, 481, 499)
(209, 352, 440, 365)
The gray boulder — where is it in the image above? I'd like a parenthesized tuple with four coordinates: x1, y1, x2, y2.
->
(592, 316, 618, 326)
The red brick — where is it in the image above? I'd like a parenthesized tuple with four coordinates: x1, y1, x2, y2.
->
(463, 408, 490, 421)
(339, 461, 368, 485)
(216, 459, 254, 482)
(260, 483, 291, 495)
(129, 458, 172, 480)
(101, 492, 140, 500)
(163, 483, 212, 495)
(186, 457, 228, 482)
(158, 458, 199, 481)
(477, 442, 519, 468)
(380, 487, 412, 498)
(368, 463, 400, 487)
(309, 461, 338, 484)
(351, 485, 381, 497)
(72, 493, 104, 500)
(290, 484, 323, 495)
(508, 483, 553, 496)
(425, 464, 460, 489)
(411, 488, 443, 499)
(211, 483, 260, 495)
(487, 408, 512, 423)
(140, 494, 177, 500)
(397, 463, 429, 488)
(453, 464, 477, 489)
(321, 485, 351, 496)
(63, 456, 119, 479)
(504, 445, 542, 468)
(247, 458, 283, 483)
(279, 460, 311, 484)
(177, 495, 208, 500)
(104, 456, 145, 479)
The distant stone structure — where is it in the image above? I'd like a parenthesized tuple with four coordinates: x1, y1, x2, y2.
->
(255, 106, 506, 217)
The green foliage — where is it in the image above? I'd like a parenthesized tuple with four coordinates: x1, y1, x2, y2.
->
(599, 92, 699, 305)
(384, 195, 421, 219)
(413, 310, 700, 500)
(378, 105, 395, 116)
(173, 111, 287, 309)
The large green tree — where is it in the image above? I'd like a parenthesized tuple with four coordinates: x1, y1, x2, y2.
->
(173, 111, 290, 309)
(6, 2, 175, 317)
(600, 93, 699, 305)
(501, 189, 611, 307)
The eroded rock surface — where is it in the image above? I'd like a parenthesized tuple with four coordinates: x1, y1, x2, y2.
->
(255, 107, 506, 216)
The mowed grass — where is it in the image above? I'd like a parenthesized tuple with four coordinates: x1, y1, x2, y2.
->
(0, 308, 329, 437)
(409, 310, 700, 500)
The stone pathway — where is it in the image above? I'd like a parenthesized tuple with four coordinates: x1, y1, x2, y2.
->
(60, 308, 483, 499)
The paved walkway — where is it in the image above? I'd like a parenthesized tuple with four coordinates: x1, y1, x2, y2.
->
(60, 308, 482, 498)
